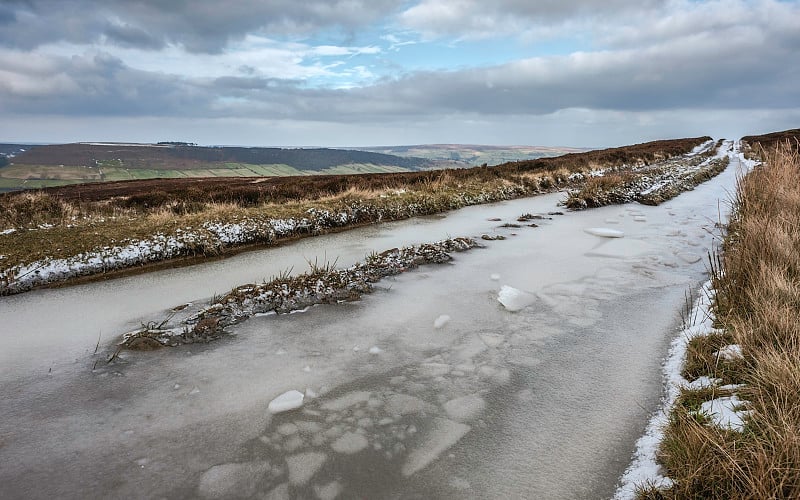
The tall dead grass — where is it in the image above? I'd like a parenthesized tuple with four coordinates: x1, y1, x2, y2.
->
(656, 143, 800, 498)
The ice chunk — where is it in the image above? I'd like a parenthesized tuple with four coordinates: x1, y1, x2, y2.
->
(434, 315, 451, 329)
(197, 461, 270, 499)
(269, 390, 305, 414)
(490, 273, 501, 281)
(603, 218, 620, 224)
(634, 216, 647, 222)
(700, 395, 748, 432)
(401, 418, 471, 476)
(303, 365, 312, 372)
(368, 346, 383, 355)
(286, 452, 327, 486)
(497, 285, 535, 312)
(331, 431, 369, 454)
(443, 394, 486, 422)
(584, 227, 624, 238)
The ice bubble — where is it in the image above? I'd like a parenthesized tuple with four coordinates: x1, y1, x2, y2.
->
(401, 418, 471, 477)
(433, 315, 451, 329)
(443, 394, 486, 422)
(197, 461, 270, 499)
(331, 431, 369, 454)
(584, 227, 624, 238)
(490, 273, 501, 281)
(368, 346, 383, 355)
(269, 390, 305, 414)
(286, 452, 327, 486)
(497, 285, 535, 312)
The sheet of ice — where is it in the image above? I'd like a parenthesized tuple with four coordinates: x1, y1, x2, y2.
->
(331, 432, 369, 454)
(584, 227, 625, 238)
(286, 452, 327, 486)
(497, 285, 535, 312)
(268, 390, 305, 414)
(700, 396, 748, 432)
(586, 239, 654, 259)
(614, 281, 717, 499)
(196, 461, 270, 499)
(320, 391, 371, 412)
(401, 418, 471, 477)
(433, 315, 451, 329)
(442, 394, 486, 422)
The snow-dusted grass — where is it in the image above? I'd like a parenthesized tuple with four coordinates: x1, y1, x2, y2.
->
(618, 141, 800, 498)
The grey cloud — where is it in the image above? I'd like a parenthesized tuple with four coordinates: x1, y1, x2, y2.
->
(0, 0, 401, 52)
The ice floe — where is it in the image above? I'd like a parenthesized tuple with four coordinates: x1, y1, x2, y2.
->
(584, 227, 625, 238)
(497, 285, 535, 312)
(401, 418, 471, 476)
(286, 452, 327, 486)
(269, 390, 305, 414)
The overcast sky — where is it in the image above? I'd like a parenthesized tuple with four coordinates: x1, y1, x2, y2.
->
(0, 0, 798, 147)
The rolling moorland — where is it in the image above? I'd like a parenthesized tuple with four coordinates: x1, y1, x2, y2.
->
(0, 136, 725, 294)
(0, 142, 585, 192)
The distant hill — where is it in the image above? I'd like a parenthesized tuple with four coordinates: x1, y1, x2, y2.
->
(0, 142, 433, 191)
(10, 143, 429, 170)
(360, 144, 588, 166)
(742, 129, 800, 152)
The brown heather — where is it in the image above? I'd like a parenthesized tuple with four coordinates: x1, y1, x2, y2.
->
(648, 142, 800, 499)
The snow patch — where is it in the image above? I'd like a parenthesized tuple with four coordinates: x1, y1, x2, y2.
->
(700, 396, 748, 432)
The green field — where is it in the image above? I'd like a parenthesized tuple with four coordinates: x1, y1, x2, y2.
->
(0, 161, 412, 190)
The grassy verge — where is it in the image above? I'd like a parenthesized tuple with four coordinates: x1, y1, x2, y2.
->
(643, 143, 800, 498)
(0, 137, 718, 295)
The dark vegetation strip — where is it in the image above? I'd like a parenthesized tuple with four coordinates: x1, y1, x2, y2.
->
(121, 237, 478, 351)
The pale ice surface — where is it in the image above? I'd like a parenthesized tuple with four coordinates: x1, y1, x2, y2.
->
(196, 461, 270, 499)
(269, 390, 305, 414)
(401, 418, 471, 477)
(0, 141, 747, 499)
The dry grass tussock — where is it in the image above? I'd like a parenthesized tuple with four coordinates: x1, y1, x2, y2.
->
(653, 143, 800, 498)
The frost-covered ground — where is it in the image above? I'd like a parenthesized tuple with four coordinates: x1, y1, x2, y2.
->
(0, 143, 746, 499)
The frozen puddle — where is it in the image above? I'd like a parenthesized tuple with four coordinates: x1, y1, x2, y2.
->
(0, 149, 744, 500)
